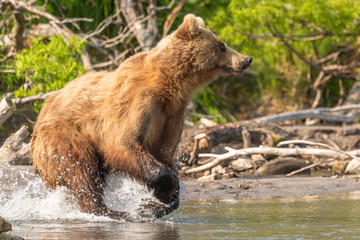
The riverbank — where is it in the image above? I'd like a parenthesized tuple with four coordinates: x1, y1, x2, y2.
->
(181, 175, 360, 201)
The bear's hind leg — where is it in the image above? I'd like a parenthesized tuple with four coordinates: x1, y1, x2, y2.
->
(61, 149, 133, 220)
(32, 132, 131, 220)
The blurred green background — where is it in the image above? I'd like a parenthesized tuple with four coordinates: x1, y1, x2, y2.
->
(1, 0, 359, 128)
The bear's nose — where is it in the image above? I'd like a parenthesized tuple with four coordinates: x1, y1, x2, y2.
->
(245, 56, 252, 67)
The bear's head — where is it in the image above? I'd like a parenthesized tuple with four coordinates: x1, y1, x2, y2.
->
(172, 14, 252, 79)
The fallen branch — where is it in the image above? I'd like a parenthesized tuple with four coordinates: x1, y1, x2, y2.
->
(278, 139, 360, 160)
(184, 147, 238, 174)
(0, 91, 56, 125)
(0, 96, 14, 125)
(177, 120, 288, 163)
(10, 91, 56, 105)
(254, 105, 360, 123)
(285, 159, 332, 177)
(199, 146, 360, 160)
(281, 123, 360, 134)
(278, 139, 360, 176)
(183, 146, 360, 174)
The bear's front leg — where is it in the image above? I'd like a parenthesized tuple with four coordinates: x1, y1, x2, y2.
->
(132, 149, 180, 218)
(145, 163, 180, 214)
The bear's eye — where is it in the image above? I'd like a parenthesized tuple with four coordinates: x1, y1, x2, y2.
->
(219, 43, 226, 52)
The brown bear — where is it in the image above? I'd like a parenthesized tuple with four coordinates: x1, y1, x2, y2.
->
(31, 14, 252, 220)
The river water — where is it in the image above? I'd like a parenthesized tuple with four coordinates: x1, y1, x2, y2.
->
(1, 165, 360, 239)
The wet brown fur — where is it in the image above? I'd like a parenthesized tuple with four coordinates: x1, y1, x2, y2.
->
(31, 14, 251, 219)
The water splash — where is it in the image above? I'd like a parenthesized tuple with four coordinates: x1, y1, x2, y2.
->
(0, 165, 155, 222)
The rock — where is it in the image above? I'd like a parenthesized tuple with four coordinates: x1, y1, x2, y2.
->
(0, 217, 23, 240)
(0, 218, 11, 233)
(203, 170, 211, 176)
(345, 159, 360, 174)
(221, 173, 232, 179)
(332, 159, 351, 174)
(251, 154, 265, 161)
(0, 233, 24, 240)
(231, 157, 254, 171)
(198, 174, 220, 182)
(199, 118, 219, 128)
(211, 165, 226, 175)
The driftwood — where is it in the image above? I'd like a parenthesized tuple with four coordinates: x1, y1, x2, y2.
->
(177, 120, 288, 164)
(183, 146, 360, 174)
(0, 125, 31, 165)
(10, 91, 56, 105)
(255, 157, 308, 176)
(285, 160, 331, 177)
(0, 97, 13, 125)
(179, 119, 360, 178)
(282, 123, 360, 135)
(0, 91, 56, 125)
(254, 104, 360, 123)
(180, 124, 360, 177)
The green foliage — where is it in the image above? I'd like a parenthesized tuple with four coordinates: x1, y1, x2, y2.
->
(4, 0, 357, 125)
(210, 0, 360, 108)
(13, 36, 86, 111)
(37, 0, 115, 35)
(193, 84, 236, 124)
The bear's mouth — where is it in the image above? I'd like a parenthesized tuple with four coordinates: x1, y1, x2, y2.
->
(230, 69, 244, 74)
(228, 68, 245, 76)
(218, 67, 246, 78)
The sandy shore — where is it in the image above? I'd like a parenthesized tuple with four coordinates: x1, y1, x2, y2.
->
(181, 176, 360, 200)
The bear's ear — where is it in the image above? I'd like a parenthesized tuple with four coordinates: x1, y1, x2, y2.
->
(175, 14, 205, 40)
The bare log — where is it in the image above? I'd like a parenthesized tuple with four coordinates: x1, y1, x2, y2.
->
(282, 123, 360, 135)
(0, 125, 31, 165)
(254, 105, 360, 123)
(278, 139, 360, 160)
(285, 160, 331, 177)
(0, 91, 56, 125)
(255, 157, 308, 176)
(10, 91, 56, 105)
(199, 146, 360, 160)
(0, 97, 14, 125)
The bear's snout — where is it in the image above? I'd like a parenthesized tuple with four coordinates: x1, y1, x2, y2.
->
(238, 56, 252, 70)
(245, 56, 253, 67)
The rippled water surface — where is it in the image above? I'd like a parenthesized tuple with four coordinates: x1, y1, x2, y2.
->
(1, 166, 360, 240)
